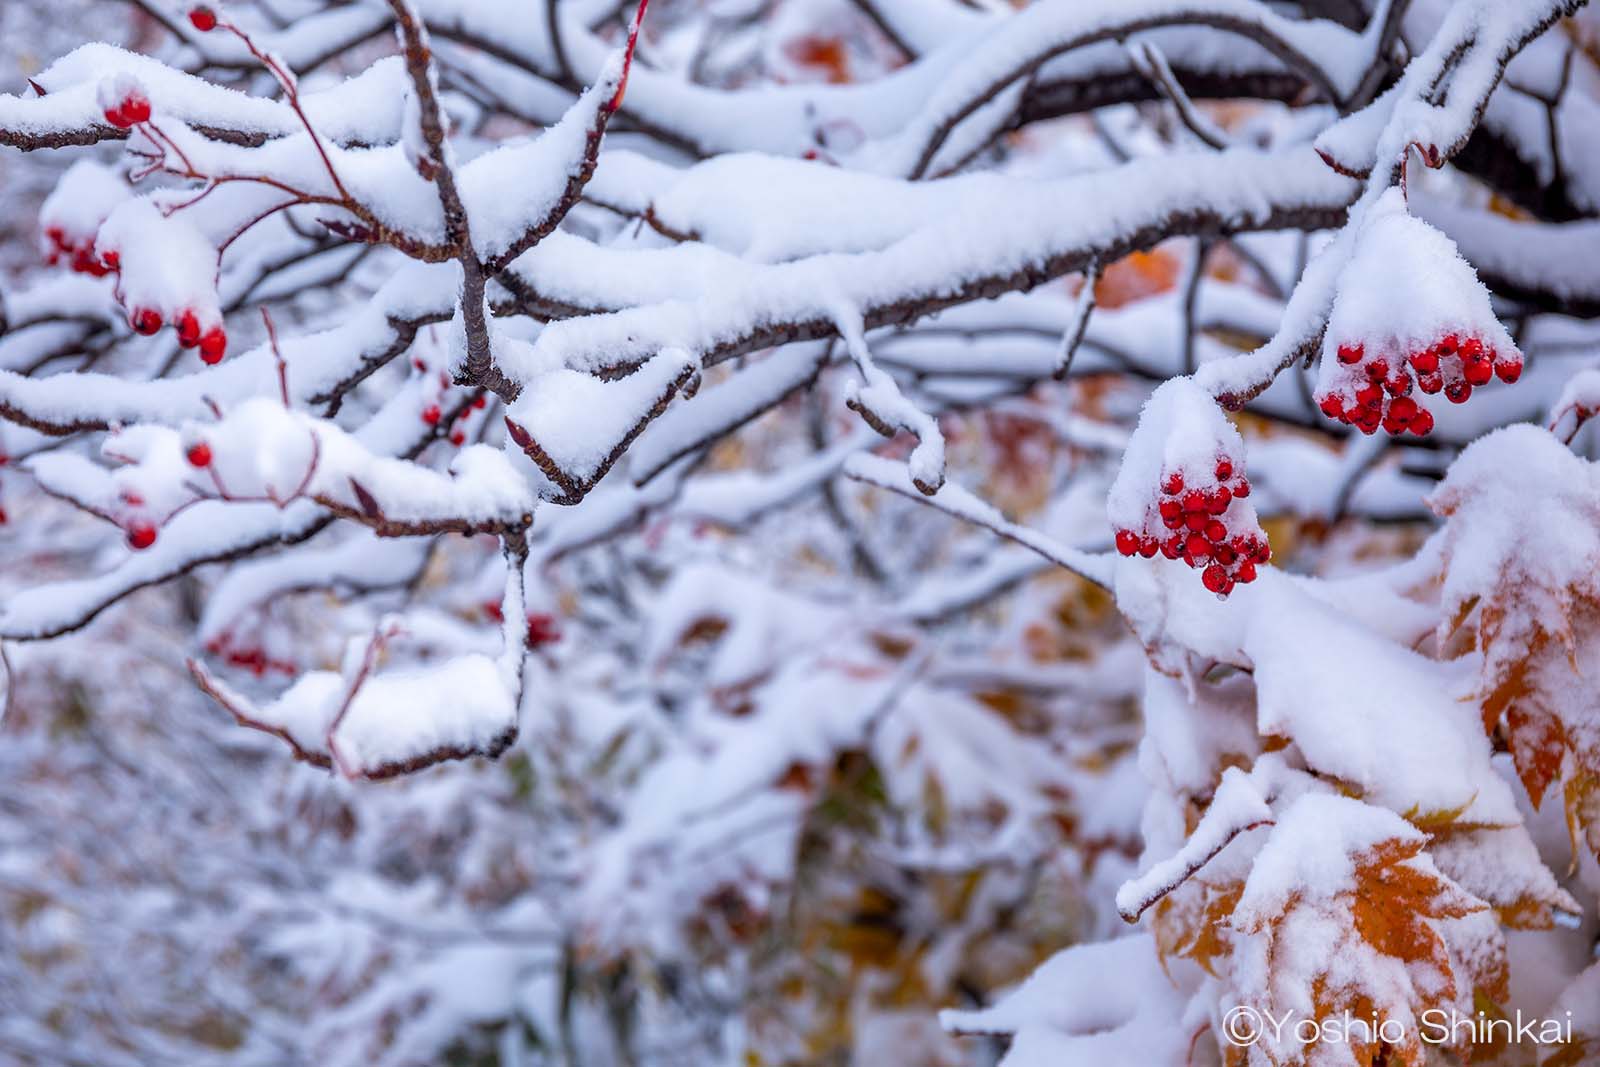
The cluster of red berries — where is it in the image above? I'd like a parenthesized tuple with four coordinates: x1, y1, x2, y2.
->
(122, 305, 229, 363)
(1317, 334, 1521, 436)
(43, 225, 115, 277)
(120, 439, 214, 551)
(481, 601, 563, 649)
(101, 88, 151, 130)
(1113, 457, 1270, 598)
(416, 359, 489, 445)
(204, 633, 295, 678)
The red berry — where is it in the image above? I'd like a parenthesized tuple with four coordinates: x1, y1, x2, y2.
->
(1214, 458, 1233, 481)
(1158, 499, 1182, 522)
(1407, 408, 1434, 436)
(1355, 382, 1383, 409)
(132, 308, 161, 335)
(189, 5, 218, 31)
(473, 394, 488, 410)
(1204, 519, 1227, 543)
(1459, 337, 1483, 361)
(1235, 561, 1257, 584)
(199, 327, 227, 364)
(1387, 396, 1418, 425)
(1417, 372, 1443, 395)
(450, 430, 466, 446)
(1438, 334, 1459, 355)
(1213, 544, 1237, 566)
(126, 522, 158, 550)
(185, 442, 212, 467)
(1161, 536, 1182, 560)
(1181, 490, 1205, 513)
(101, 249, 119, 271)
(1162, 511, 1184, 530)
(45, 225, 68, 251)
(1318, 394, 1344, 420)
(103, 104, 131, 128)
(421, 404, 442, 426)
(1336, 343, 1363, 365)
(1202, 564, 1229, 594)
(1115, 530, 1140, 556)
(1409, 348, 1439, 374)
(1365, 359, 1388, 382)
(1137, 538, 1159, 559)
(1185, 511, 1209, 532)
(1385, 373, 1412, 397)
(122, 95, 151, 124)
(1185, 533, 1211, 561)
(1232, 478, 1250, 499)
(0, 506, 7, 524)
(1162, 472, 1184, 496)
(176, 310, 201, 348)
(1207, 486, 1232, 514)
(526, 612, 561, 649)
(1445, 381, 1472, 404)
(1463, 355, 1493, 386)
(1494, 358, 1521, 384)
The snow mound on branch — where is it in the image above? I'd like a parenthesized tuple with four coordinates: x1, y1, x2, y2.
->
(459, 51, 624, 264)
(205, 652, 518, 779)
(96, 198, 221, 330)
(939, 935, 1194, 1066)
(39, 160, 129, 255)
(505, 346, 695, 494)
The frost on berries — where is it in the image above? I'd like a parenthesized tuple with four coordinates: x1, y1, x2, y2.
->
(1315, 189, 1521, 436)
(1109, 378, 1269, 598)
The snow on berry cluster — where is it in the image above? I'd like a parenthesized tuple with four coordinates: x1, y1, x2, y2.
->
(96, 72, 151, 130)
(1109, 378, 1270, 598)
(38, 158, 232, 364)
(1315, 188, 1520, 436)
(94, 198, 229, 362)
(38, 161, 130, 277)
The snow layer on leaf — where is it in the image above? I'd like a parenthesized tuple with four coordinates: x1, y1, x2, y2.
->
(1429, 423, 1600, 656)
(1242, 574, 1521, 826)
(1234, 794, 1422, 926)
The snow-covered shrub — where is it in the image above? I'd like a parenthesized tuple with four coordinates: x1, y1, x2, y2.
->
(1, 0, 1599, 1064)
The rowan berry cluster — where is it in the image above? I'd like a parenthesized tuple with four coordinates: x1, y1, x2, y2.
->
(1113, 455, 1270, 597)
(1317, 334, 1521, 436)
